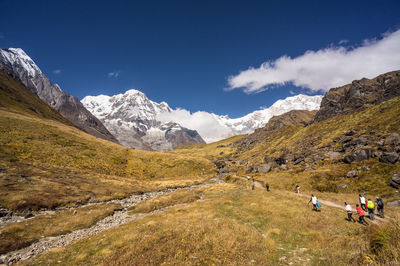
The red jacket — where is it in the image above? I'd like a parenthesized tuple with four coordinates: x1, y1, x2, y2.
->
(356, 207, 365, 216)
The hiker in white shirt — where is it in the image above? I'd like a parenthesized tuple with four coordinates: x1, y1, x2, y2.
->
(359, 194, 366, 211)
(309, 194, 318, 211)
(345, 202, 356, 222)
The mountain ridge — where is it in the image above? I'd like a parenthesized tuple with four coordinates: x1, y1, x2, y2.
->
(0, 48, 118, 143)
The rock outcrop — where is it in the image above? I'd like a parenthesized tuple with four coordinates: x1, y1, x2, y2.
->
(314, 70, 400, 122)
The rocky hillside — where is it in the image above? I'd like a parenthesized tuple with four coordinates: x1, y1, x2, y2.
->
(314, 70, 400, 122)
(219, 71, 400, 196)
(82, 90, 205, 151)
(0, 48, 117, 143)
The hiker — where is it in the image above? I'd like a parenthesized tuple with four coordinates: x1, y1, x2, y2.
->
(345, 202, 356, 222)
(367, 199, 375, 220)
(295, 185, 300, 194)
(247, 176, 250, 181)
(308, 194, 318, 211)
(356, 204, 368, 225)
(359, 194, 367, 211)
(251, 178, 255, 190)
(375, 197, 384, 218)
(266, 183, 270, 192)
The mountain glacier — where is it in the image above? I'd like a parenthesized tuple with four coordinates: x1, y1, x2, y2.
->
(81, 90, 205, 151)
(83, 89, 323, 145)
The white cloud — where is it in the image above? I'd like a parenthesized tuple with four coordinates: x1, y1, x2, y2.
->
(157, 109, 233, 143)
(108, 71, 120, 78)
(52, 69, 61, 74)
(227, 29, 400, 93)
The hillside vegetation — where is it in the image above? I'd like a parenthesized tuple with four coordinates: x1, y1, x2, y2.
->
(0, 73, 216, 212)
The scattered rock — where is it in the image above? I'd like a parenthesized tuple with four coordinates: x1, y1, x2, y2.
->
(387, 200, 400, 207)
(338, 184, 348, 189)
(345, 129, 357, 136)
(257, 164, 272, 173)
(346, 170, 358, 178)
(280, 164, 288, 171)
(385, 133, 400, 146)
(343, 149, 373, 163)
(325, 151, 341, 160)
(390, 172, 400, 189)
(379, 152, 399, 164)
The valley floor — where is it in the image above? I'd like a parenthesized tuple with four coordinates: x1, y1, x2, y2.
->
(1, 175, 397, 265)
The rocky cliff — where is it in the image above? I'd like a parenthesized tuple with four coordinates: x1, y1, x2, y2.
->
(314, 70, 400, 122)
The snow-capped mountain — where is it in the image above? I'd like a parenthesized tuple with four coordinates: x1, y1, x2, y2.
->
(0, 48, 117, 142)
(156, 94, 323, 143)
(214, 94, 323, 135)
(81, 90, 205, 151)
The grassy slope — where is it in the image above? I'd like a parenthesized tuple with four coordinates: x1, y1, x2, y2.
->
(0, 73, 216, 212)
(25, 183, 376, 265)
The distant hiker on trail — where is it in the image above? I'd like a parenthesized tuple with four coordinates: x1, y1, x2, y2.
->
(266, 183, 270, 192)
(375, 197, 384, 218)
(356, 204, 368, 225)
(308, 194, 318, 211)
(345, 202, 356, 222)
(359, 194, 366, 211)
(247, 176, 250, 181)
(251, 178, 255, 190)
(295, 185, 300, 194)
(367, 199, 375, 220)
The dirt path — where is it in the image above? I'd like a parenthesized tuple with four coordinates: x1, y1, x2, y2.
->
(237, 175, 388, 225)
(0, 177, 224, 265)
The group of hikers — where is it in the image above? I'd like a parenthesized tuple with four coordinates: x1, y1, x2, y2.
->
(307, 192, 384, 225)
(247, 178, 384, 226)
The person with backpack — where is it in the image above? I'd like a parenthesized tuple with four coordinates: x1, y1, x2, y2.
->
(375, 197, 384, 218)
(295, 185, 300, 194)
(266, 183, 270, 192)
(345, 202, 356, 222)
(308, 194, 318, 211)
(359, 194, 366, 211)
(367, 199, 375, 220)
(356, 204, 368, 225)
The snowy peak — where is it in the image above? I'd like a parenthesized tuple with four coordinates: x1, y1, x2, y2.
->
(82, 89, 204, 151)
(82, 89, 171, 122)
(0, 48, 41, 77)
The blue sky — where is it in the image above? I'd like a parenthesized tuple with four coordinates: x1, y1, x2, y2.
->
(1, 0, 399, 118)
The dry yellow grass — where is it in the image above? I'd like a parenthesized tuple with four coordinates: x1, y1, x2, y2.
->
(25, 183, 371, 265)
(129, 189, 202, 214)
(0, 203, 121, 254)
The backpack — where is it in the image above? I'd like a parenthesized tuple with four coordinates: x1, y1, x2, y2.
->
(367, 200, 374, 209)
(377, 198, 384, 208)
(317, 201, 321, 207)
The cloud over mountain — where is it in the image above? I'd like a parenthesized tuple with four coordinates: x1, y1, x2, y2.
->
(227, 30, 400, 93)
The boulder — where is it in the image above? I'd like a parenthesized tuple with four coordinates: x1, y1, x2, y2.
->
(326, 151, 341, 160)
(387, 200, 400, 207)
(385, 133, 400, 146)
(346, 170, 358, 178)
(257, 164, 272, 173)
(343, 149, 373, 163)
(345, 129, 357, 136)
(390, 172, 400, 189)
(379, 152, 399, 164)
(338, 184, 348, 189)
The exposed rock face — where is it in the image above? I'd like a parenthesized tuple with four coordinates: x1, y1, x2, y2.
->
(81, 90, 205, 151)
(379, 152, 399, 164)
(343, 149, 373, 164)
(0, 48, 117, 143)
(314, 70, 400, 122)
(234, 110, 318, 152)
(263, 110, 317, 131)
